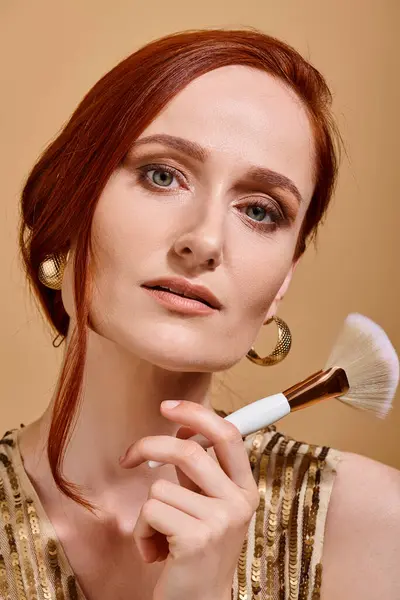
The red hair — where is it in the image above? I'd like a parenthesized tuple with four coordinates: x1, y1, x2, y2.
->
(19, 28, 340, 511)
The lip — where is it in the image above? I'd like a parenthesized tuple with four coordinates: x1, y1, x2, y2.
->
(141, 277, 222, 310)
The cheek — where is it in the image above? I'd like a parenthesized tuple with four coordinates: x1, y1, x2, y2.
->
(90, 172, 185, 271)
(231, 236, 295, 319)
(90, 182, 158, 285)
(87, 179, 177, 331)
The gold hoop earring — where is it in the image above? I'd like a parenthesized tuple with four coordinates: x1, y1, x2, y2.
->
(38, 251, 69, 290)
(246, 316, 292, 366)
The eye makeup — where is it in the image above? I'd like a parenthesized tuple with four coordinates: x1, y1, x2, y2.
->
(125, 150, 299, 231)
(137, 163, 188, 191)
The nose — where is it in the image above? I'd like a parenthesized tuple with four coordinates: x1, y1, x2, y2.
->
(172, 202, 225, 272)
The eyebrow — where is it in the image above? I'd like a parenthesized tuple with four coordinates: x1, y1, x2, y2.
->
(131, 134, 303, 204)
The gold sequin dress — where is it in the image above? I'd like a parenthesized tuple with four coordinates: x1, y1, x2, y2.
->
(0, 424, 340, 600)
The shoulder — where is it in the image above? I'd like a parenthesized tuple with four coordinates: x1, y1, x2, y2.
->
(327, 451, 400, 533)
(322, 451, 400, 600)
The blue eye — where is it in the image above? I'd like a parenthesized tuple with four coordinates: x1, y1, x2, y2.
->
(245, 205, 273, 223)
(138, 164, 184, 190)
(137, 164, 286, 231)
(149, 169, 175, 187)
(239, 199, 283, 230)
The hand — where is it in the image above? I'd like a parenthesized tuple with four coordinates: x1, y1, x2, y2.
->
(119, 400, 260, 600)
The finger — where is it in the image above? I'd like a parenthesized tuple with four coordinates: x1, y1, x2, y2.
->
(175, 463, 202, 495)
(175, 426, 205, 491)
(133, 498, 197, 562)
(149, 478, 215, 521)
(167, 443, 221, 494)
(160, 401, 256, 491)
(121, 435, 238, 500)
(175, 426, 221, 470)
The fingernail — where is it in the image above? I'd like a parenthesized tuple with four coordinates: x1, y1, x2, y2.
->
(161, 400, 181, 409)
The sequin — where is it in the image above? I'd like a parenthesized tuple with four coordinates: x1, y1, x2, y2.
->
(0, 430, 82, 599)
(0, 426, 340, 600)
(230, 426, 340, 600)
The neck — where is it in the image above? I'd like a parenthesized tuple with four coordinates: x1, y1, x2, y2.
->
(21, 327, 213, 511)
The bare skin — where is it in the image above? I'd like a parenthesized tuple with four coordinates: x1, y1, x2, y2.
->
(18, 65, 400, 599)
(322, 453, 400, 600)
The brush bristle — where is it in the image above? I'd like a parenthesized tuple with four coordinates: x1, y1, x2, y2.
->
(324, 313, 399, 418)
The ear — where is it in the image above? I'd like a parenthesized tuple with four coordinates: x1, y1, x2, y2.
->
(264, 260, 299, 323)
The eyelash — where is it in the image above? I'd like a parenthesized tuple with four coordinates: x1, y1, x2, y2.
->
(136, 163, 286, 231)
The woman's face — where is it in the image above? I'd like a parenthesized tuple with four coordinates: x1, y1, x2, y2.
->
(67, 66, 315, 371)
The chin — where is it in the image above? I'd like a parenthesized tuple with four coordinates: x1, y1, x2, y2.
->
(127, 337, 238, 373)
(92, 317, 240, 373)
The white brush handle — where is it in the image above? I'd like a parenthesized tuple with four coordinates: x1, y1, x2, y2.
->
(148, 393, 290, 468)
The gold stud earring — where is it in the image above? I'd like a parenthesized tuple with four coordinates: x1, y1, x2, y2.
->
(38, 251, 69, 290)
(246, 315, 292, 366)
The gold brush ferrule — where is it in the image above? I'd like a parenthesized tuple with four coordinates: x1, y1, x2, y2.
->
(284, 367, 350, 412)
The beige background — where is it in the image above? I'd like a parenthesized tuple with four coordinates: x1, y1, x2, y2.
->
(1, 1, 399, 468)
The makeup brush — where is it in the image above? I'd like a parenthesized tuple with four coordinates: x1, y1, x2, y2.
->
(149, 313, 399, 468)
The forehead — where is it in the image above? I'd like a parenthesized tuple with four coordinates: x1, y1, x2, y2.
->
(139, 65, 315, 205)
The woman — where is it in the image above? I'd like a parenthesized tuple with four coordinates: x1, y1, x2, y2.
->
(1, 28, 398, 600)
